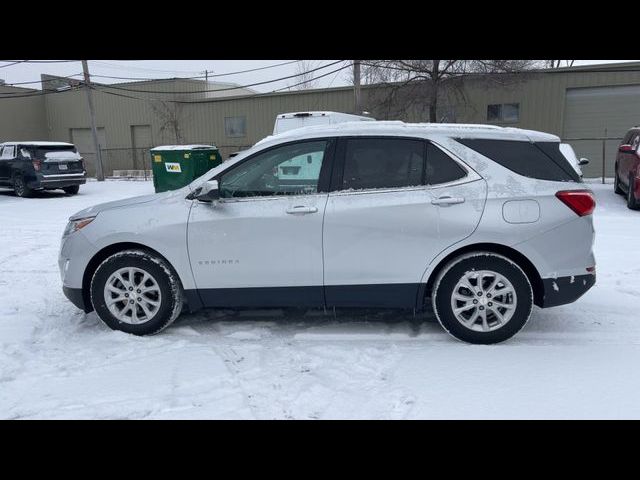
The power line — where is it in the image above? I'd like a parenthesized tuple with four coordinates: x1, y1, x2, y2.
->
(84, 60, 300, 82)
(1, 74, 83, 87)
(0, 60, 27, 69)
(90, 61, 203, 75)
(95, 63, 354, 104)
(0, 60, 77, 64)
(95, 60, 344, 95)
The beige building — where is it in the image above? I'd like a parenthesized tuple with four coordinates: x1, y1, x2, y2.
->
(2, 62, 640, 178)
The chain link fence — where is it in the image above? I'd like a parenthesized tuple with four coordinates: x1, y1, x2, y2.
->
(562, 134, 624, 183)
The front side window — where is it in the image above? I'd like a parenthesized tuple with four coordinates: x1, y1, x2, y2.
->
(219, 140, 328, 198)
(341, 138, 424, 190)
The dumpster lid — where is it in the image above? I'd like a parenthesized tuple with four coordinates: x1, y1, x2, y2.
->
(150, 144, 217, 151)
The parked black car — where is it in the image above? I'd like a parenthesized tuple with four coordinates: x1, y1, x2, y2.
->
(0, 142, 86, 197)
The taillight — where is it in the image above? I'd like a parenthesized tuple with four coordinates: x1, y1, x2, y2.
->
(32, 160, 42, 172)
(555, 190, 596, 216)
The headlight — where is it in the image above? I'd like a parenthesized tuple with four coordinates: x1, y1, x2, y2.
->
(63, 216, 96, 236)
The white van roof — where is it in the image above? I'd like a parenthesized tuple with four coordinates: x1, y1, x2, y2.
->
(276, 111, 374, 119)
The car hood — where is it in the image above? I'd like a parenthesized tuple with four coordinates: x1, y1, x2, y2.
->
(69, 187, 189, 220)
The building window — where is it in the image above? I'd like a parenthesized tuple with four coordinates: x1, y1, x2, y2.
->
(225, 116, 246, 137)
(487, 103, 520, 123)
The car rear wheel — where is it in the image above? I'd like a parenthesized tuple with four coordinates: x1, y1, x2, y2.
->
(628, 176, 640, 210)
(432, 252, 533, 344)
(90, 250, 183, 335)
(63, 185, 80, 195)
(13, 175, 33, 198)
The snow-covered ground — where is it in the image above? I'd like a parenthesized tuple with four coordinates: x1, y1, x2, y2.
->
(0, 179, 639, 419)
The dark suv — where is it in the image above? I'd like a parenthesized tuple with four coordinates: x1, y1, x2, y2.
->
(614, 127, 640, 210)
(0, 142, 86, 197)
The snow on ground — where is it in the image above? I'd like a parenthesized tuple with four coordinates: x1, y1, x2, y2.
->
(0, 179, 639, 419)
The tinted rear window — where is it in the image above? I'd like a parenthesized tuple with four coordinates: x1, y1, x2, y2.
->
(426, 143, 466, 184)
(29, 145, 78, 159)
(455, 138, 581, 182)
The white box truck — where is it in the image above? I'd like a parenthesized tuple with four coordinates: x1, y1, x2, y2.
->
(273, 111, 375, 135)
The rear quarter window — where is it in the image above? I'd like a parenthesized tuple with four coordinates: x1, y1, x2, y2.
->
(455, 138, 581, 182)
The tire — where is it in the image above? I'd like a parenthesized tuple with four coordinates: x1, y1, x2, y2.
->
(628, 176, 640, 210)
(432, 252, 534, 344)
(614, 167, 624, 195)
(13, 175, 33, 198)
(63, 185, 80, 195)
(90, 249, 183, 335)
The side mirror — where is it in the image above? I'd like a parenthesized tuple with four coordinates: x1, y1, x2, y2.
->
(619, 144, 634, 153)
(196, 180, 220, 202)
(578, 158, 589, 166)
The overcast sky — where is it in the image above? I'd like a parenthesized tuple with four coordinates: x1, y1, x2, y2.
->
(0, 60, 637, 92)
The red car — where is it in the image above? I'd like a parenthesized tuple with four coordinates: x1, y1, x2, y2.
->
(614, 127, 640, 209)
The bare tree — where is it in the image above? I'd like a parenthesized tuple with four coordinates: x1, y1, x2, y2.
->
(150, 100, 185, 144)
(361, 60, 541, 122)
(546, 60, 576, 68)
(291, 60, 321, 90)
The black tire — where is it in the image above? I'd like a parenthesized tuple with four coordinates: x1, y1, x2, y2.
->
(90, 249, 183, 335)
(432, 252, 533, 344)
(13, 175, 33, 198)
(63, 185, 80, 195)
(614, 167, 624, 195)
(628, 176, 640, 210)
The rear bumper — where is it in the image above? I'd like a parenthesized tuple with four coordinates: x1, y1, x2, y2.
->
(539, 273, 596, 308)
(29, 173, 86, 189)
(62, 285, 90, 312)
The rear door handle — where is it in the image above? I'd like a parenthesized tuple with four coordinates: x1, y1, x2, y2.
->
(286, 206, 318, 215)
(431, 196, 465, 206)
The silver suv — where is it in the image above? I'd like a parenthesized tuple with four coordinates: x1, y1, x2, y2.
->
(59, 122, 596, 344)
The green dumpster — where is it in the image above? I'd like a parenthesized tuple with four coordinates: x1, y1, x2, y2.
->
(150, 144, 222, 193)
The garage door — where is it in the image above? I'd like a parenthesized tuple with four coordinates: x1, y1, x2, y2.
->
(70, 127, 106, 177)
(563, 85, 640, 178)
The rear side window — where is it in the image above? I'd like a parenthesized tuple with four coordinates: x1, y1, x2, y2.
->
(455, 138, 581, 182)
(341, 138, 424, 190)
(1, 145, 16, 159)
(426, 143, 466, 185)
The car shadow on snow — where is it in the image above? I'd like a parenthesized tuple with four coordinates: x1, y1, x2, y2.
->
(171, 307, 442, 339)
(0, 188, 76, 199)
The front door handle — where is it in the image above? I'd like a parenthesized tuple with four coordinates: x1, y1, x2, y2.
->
(286, 205, 318, 215)
(431, 195, 465, 206)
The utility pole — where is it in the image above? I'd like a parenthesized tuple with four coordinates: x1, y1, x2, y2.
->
(81, 60, 105, 181)
(353, 60, 361, 115)
(204, 70, 209, 82)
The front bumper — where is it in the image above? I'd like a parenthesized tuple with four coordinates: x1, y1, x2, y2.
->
(62, 285, 89, 312)
(29, 172, 87, 189)
(539, 273, 596, 308)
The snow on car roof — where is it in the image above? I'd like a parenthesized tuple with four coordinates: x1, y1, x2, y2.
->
(150, 144, 217, 151)
(0, 141, 75, 147)
(255, 121, 559, 147)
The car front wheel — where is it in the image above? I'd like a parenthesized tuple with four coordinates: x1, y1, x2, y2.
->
(432, 252, 533, 344)
(90, 250, 183, 335)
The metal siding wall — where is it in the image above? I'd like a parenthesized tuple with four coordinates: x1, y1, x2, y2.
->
(25, 66, 640, 173)
(0, 87, 48, 140)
